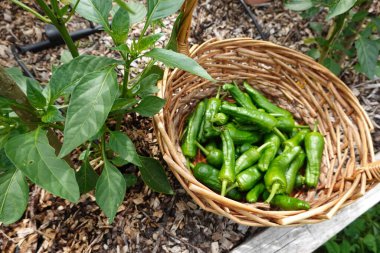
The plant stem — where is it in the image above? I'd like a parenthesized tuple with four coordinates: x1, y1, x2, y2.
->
(35, 0, 79, 58)
(64, 0, 80, 23)
(10, 0, 51, 23)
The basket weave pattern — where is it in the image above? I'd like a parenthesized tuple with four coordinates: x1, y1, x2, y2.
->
(154, 38, 379, 226)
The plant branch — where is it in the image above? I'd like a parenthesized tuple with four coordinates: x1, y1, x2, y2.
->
(10, 0, 51, 23)
(64, 0, 80, 23)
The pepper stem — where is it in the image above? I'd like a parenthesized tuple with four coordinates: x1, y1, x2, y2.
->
(265, 182, 280, 203)
(216, 86, 221, 99)
(189, 162, 195, 169)
(273, 127, 287, 142)
(226, 182, 238, 193)
(195, 141, 210, 156)
(257, 142, 271, 153)
(313, 120, 319, 132)
(295, 125, 311, 129)
(221, 180, 228, 196)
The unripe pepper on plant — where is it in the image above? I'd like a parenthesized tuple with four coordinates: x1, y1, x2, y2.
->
(181, 101, 206, 158)
(305, 122, 325, 188)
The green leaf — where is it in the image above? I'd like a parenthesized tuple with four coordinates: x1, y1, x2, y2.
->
(310, 22, 323, 35)
(326, 0, 357, 20)
(26, 79, 46, 109)
(109, 131, 141, 167)
(363, 234, 377, 252)
(72, 0, 112, 30)
(95, 160, 126, 223)
(41, 106, 65, 123)
(355, 36, 379, 79)
(76, 156, 99, 194)
(138, 156, 173, 194)
(111, 156, 129, 167)
(323, 58, 341, 76)
(140, 65, 164, 80)
(324, 241, 340, 253)
(114, 0, 134, 13)
(136, 33, 164, 52)
(111, 7, 130, 45)
(111, 98, 138, 111)
(4, 129, 80, 202)
(110, 44, 130, 54)
(146, 0, 185, 24)
(284, 0, 313, 11)
(0, 167, 29, 225)
(126, 1, 147, 24)
(166, 12, 183, 51)
(59, 67, 118, 158)
(124, 173, 137, 190)
(307, 48, 321, 59)
(145, 48, 214, 81)
(132, 73, 160, 97)
(49, 55, 118, 102)
(60, 50, 73, 64)
(0, 149, 13, 171)
(132, 96, 165, 117)
(5, 67, 40, 95)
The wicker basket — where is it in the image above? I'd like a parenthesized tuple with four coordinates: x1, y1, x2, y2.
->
(153, 0, 380, 226)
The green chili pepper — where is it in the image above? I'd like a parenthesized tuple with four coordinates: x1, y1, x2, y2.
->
(223, 123, 261, 145)
(203, 89, 222, 138)
(191, 163, 243, 200)
(181, 101, 206, 158)
(197, 115, 206, 143)
(235, 143, 270, 174)
(246, 183, 265, 203)
(305, 123, 325, 188)
(236, 143, 253, 155)
(283, 128, 310, 151)
(228, 166, 262, 192)
(295, 175, 305, 188)
(220, 103, 277, 132)
(285, 150, 306, 194)
(263, 191, 310, 210)
(219, 129, 235, 196)
(243, 82, 292, 118)
(205, 141, 218, 152)
(195, 141, 223, 168)
(273, 117, 310, 134)
(211, 112, 229, 125)
(264, 145, 302, 203)
(257, 133, 281, 172)
(223, 83, 257, 110)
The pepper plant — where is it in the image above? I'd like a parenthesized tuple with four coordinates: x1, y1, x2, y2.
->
(285, 0, 380, 79)
(0, 0, 214, 225)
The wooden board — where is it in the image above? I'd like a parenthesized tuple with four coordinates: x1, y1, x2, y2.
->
(232, 183, 380, 253)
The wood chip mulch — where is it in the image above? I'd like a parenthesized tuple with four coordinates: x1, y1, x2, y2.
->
(0, 1, 379, 252)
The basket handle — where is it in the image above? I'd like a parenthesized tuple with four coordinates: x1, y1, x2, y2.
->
(177, 0, 198, 55)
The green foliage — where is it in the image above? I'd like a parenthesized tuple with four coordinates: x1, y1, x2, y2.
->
(318, 204, 380, 253)
(2, 0, 215, 224)
(285, 0, 379, 79)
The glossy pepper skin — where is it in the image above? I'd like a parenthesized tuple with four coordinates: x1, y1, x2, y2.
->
(195, 141, 223, 168)
(224, 123, 261, 145)
(246, 183, 265, 203)
(275, 117, 296, 133)
(219, 129, 236, 196)
(235, 143, 270, 174)
(295, 175, 305, 188)
(211, 112, 229, 126)
(305, 124, 325, 188)
(283, 129, 310, 151)
(203, 94, 222, 139)
(263, 191, 310, 210)
(264, 146, 302, 203)
(220, 103, 277, 132)
(223, 83, 257, 110)
(234, 166, 262, 191)
(243, 82, 292, 118)
(285, 150, 306, 194)
(257, 133, 281, 172)
(236, 143, 253, 155)
(192, 163, 243, 200)
(181, 101, 206, 158)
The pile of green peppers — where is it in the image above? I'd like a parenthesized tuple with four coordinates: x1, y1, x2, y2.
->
(181, 82, 325, 211)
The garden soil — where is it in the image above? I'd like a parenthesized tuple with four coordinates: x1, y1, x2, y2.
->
(0, 1, 379, 252)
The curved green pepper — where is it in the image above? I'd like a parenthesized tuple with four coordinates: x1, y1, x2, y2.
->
(181, 101, 206, 158)
(235, 143, 270, 174)
(195, 141, 223, 168)
(219, 129, 235, 196)
(285, 150, 306, 194)
(257, 133, 281, 172)
(263, 191, 310, 210)
(283, 128, 310, 151)
(191, 163, 243, 200)
(305, 123, 325, 188)
(223, 83, 257, 110)
(229, 166, 262, 192)
(203, 91, 221, 139)
(211, 112, 229, 126)
(264, 145, 302, 203)
(224, 123, 261, 145)
(246, 183, 265, 203)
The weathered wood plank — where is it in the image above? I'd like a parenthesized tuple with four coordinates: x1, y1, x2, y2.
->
(232, 183, 380, 253)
